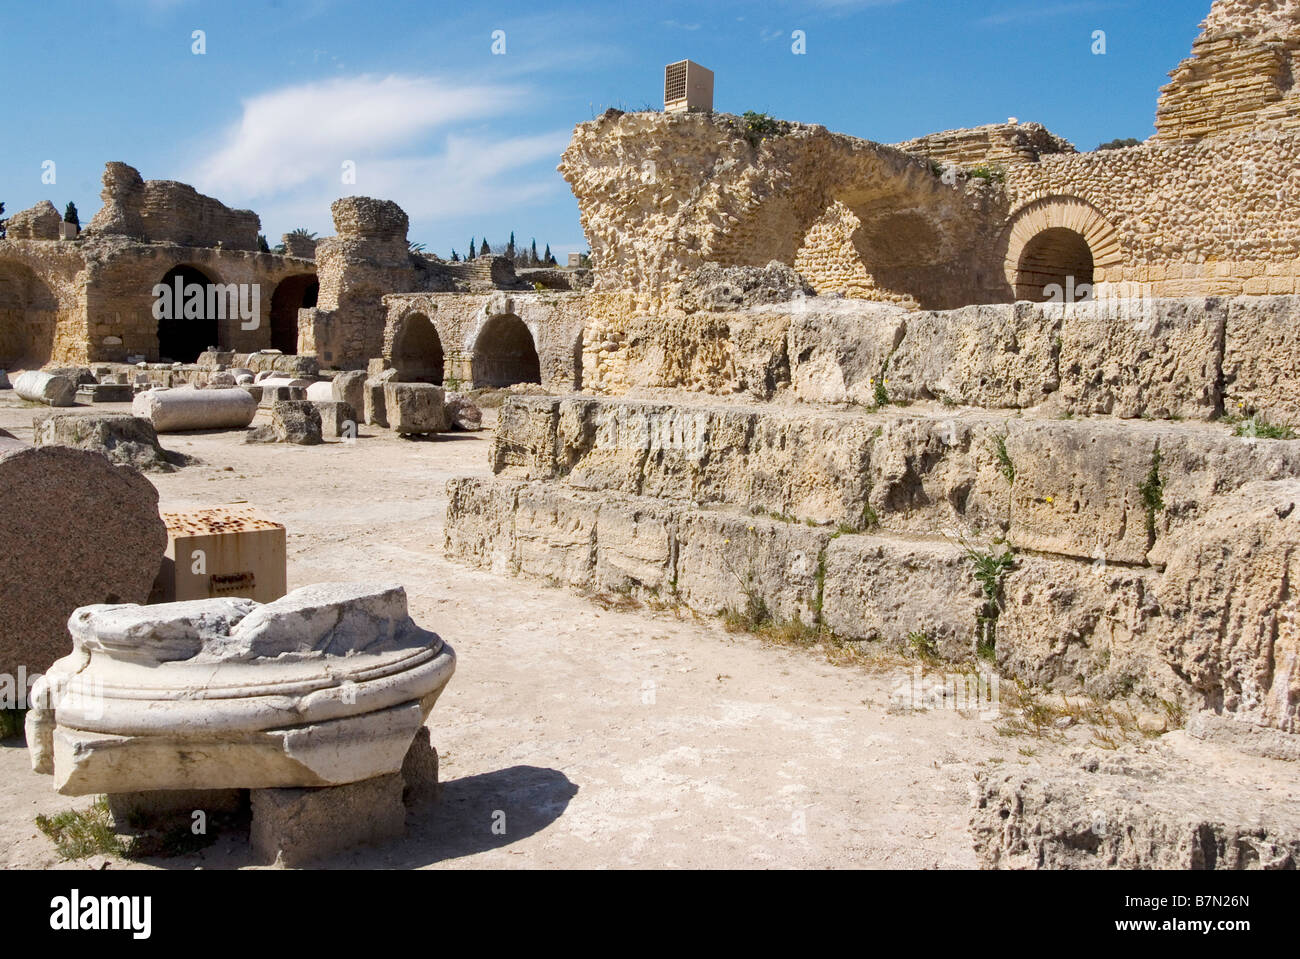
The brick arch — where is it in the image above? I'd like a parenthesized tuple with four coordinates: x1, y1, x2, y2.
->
(383, 304, 454, 382)
(1002, 196, 1123, 299)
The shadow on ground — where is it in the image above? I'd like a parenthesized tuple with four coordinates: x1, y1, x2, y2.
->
(385, 765, 579, 867)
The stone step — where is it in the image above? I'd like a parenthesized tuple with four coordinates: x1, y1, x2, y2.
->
(491, 394, 1300, 566)
(445, 475, 1300, 730)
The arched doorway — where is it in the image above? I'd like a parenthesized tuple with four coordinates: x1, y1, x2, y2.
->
(156, 265, 221, 363)
(471, 314, 541, 388)
(1015, 228, 1094, 302)
(269, 274, 318, 355)
(392, 313, 444, 384)
(0, 261, 57, 368)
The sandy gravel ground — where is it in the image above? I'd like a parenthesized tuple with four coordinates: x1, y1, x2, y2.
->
(0, 395, 1291, 870)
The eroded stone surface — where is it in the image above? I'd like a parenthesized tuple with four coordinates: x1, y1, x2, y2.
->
(26, 582, 456, 794)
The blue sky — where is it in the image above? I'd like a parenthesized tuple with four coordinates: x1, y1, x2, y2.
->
(1, 0, 1211, 259)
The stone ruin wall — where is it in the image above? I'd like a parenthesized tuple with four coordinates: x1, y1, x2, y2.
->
(381, 291, 587, 392)
(0, 162, 317, 368)
(895, 122, 1078, 168)
(1155, 0, 1300, 143)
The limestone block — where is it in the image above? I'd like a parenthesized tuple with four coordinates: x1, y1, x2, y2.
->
(887, 302, 1061, 409)
(785, 301, 908, 405)
(1156, 480, 1300, 733)
(0, 442, 166, 679)
(313, 400, 357, 439)
(972, 754, 1300, 870)
(133, 387, 258, 432)
(32, 411, 186, 473)
(304, 381, 334, 402)
(76, 383, 133, 403)
(331, 369, 367, 418)
(364, 370, 399, 427)
(384, 382, 448, 435)
(514, 483, 599, 586)
(245, 400, 322, 445)
(401, 726, 440, 805)
(997, 555, 1171, 700)
(1222, 295, 1300, 424)
(14, 371, 76, 407)
(591, 496, 674, 595)
(820, 533, 984, 660)
(444, 477, 519, 575)
(1056, 296, 1224, 420)
(27, 582, 457, 794)
(251, 773, 405, 867)
(673, 511, 830, 626)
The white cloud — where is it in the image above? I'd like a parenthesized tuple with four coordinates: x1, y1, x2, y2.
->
(185, 74, 570, 238)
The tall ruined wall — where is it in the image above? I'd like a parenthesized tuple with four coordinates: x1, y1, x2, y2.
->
(81, 238, 317, 362)
(559, 110, 1007, 312)
(1003, 129, 1300, 296)
(0, 240, 86, 368)
(301, 197, 458, 369)
(895, 122, 1077, 169)
(83, 162, 260, 251)
(1155, 0, 1300, 142)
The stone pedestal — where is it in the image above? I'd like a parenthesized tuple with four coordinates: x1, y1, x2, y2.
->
(251, 773, 405, 867)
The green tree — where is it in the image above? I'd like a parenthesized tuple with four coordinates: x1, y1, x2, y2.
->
(507, 231, 517, 261)
(451, 249, 460, 262)
(0, 202, 6, 239)
(469, 238, 477, 259)
(480, 237, 492, 255)
(1096, 137, 1142, 151)
(543, 243, 554, 265)
(257, 234, 271, 253)
(530, 238, 539, 265)
(63, 202, 79, 229)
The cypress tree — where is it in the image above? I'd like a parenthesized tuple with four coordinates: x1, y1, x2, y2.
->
(480, 238, 492, 255)
(469, 238, 477, 259)
(63, 202, 80, 229)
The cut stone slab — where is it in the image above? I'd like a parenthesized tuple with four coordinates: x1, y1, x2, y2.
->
(76, 383, 134, 403)
(251, 772, 405, 867)
(331, 370, 367, 420)
(26, 582, 456, 794)
(313, 400, 357, 440)
(245, 401, 323, 445)
(32, 411, 188, 473)
(384, 382, 448, 435)
(971, 750, 1300, 870)
(0, 441, 167, 679)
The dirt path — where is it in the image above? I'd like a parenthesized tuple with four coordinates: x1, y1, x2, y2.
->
(0, 396, 1154, 869)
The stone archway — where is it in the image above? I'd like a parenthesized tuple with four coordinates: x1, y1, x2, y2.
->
(1015, 228, 1095, 302)
(156, 264, 222, 363)
(269, 274, 318, 355)
(391, 312, 445, 384)
(0, 260, 58, 368)
(1003, 196, 1122, 302)
(471, 314, 541, 388)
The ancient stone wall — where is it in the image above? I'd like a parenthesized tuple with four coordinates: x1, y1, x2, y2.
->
(1155, 0, 1300, 143)
(895, 122, 1077, 168)
(300, 197, 458, 369)
(84, 162, 260, 251)
(558, 110, 1007, 311)
(381, 290, 586, 391)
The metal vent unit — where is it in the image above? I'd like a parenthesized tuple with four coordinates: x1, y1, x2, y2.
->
(664, 60, 714, 114)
